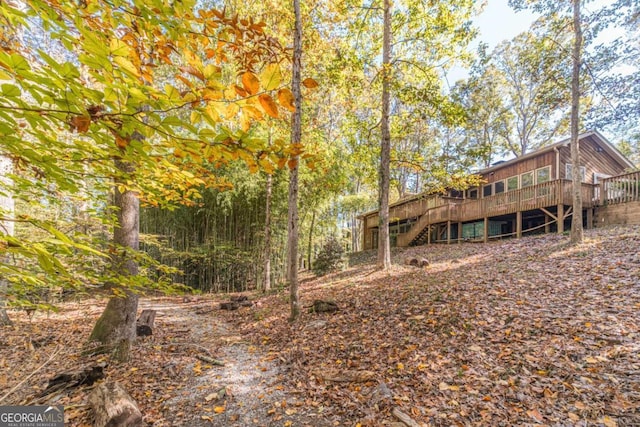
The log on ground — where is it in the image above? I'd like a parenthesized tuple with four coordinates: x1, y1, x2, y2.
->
(89, 381, 142, 427)
(308, 300, 339, 313)
(38, 363, 106, 397)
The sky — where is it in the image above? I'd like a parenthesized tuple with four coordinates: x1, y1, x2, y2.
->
(475, 0, 538, 49)
(445, 0, 538, 83)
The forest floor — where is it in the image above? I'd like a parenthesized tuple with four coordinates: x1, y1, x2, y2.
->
(1, 225, 639, 426)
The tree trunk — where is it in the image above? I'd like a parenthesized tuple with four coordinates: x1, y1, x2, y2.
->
(307, 210, 315, 270)
(570, 0, 583, 244)
(0, 156, 14, 326)
(263, 173, 272, 292)
(377, 0, 392, 270)
(287, 0, 303, 322)
(88, 159, 139, 362)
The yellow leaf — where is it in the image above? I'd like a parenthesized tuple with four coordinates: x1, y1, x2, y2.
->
(226, 102, 239, 118)
(260, 63, 282, 90)
(277, 88, 296, 112)
(601, 416, 617, 427)
(109, 38, 130, 56)
(213, 406, 225, 414)
(241, 71, 260, 95)
(258, 94, 279, 119)
(113, 56, 140, 77)
(397, 362, 404, 371)
(242, 105, 263, 120)
(302, 77, 319, 89)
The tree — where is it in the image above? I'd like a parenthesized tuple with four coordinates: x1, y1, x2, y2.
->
(287, 0, 303, 321)
(570, 0, 583, 244)
(491, 21, 573, 156)
(377, 0, 392, 270)
(0, 156, 13, 326)
(2, 0, 292, 360)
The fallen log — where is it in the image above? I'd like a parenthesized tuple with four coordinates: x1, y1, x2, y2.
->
(308, 299, 339, 313)
(89, 382, 142, 427)
(392, 407, 423, 427)
(219, 302, 239, 310)
(38, 363, 106, 397)
(195, 354, 225, 366)
(404, 257, 429, 268)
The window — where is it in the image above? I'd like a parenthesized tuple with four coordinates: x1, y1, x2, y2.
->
(566, 164, 586, 182)
(507, 176, 519, 191)
(536, 166, 551, 184)
(468, 188, 478, 199)
(483, 184, 492, 197)
(521, 171, 534, 188)
(494, 180, 505, 194)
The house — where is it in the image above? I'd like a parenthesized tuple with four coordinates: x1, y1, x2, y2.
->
(359, 130, 639, 250)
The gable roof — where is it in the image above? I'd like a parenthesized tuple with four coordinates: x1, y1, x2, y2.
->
(476, 130, 634, 176)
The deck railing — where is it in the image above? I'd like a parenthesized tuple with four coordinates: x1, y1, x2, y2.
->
(599, 171, 640, 205)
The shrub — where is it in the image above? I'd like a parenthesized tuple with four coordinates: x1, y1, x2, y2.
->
(312, 237, 345, 276)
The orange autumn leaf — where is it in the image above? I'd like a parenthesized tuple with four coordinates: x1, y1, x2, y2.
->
(258, 94, 279, 119)
(277, 88, 295, 112)
(70, 116, 91, 133)
(302, 78, 319, 89)
(115, 134, 129, 149)
(241, 71, 260, 95)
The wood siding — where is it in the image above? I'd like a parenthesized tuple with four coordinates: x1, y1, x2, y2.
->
(481, 151, 556, 184)
(558, 134, 627, 183)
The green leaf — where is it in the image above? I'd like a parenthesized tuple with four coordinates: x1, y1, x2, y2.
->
(1, 83, 20, 97)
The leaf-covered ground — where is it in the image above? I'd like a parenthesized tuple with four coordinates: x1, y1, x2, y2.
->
(1, 226, 639, 426)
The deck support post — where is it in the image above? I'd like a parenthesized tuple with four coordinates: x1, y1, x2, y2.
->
(447, 221, 451, 244)
(557, 204, 564, 234)
(457, 222, 462, 244)
(586, 208, 593, 229)
(483, 217, 489, 243)
(516, 211, 522, 238)
(427, 224, 431, 245)
(544, 214, 550, 233)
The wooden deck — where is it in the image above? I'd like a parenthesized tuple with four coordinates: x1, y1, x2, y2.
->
(390, 174, 640, 247)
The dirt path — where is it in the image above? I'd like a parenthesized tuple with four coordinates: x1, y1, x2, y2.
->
(140, 300, 335, 427)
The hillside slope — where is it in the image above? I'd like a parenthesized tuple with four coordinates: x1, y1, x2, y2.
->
(227, 226, 640, 426)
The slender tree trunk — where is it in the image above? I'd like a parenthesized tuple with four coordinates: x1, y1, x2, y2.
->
(88, 159, 139, 362)
(0, 156, 13, 326)
(307, 210, 315, 269)
(287, 0, 303, 322)
(570, 0, 583, 244)
(263, 173, 272, 292)
(377, 0, 392, 270)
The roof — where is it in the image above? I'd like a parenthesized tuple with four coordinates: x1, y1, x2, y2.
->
(357, 130, 634, 219)
(476, 130, 634, 175)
